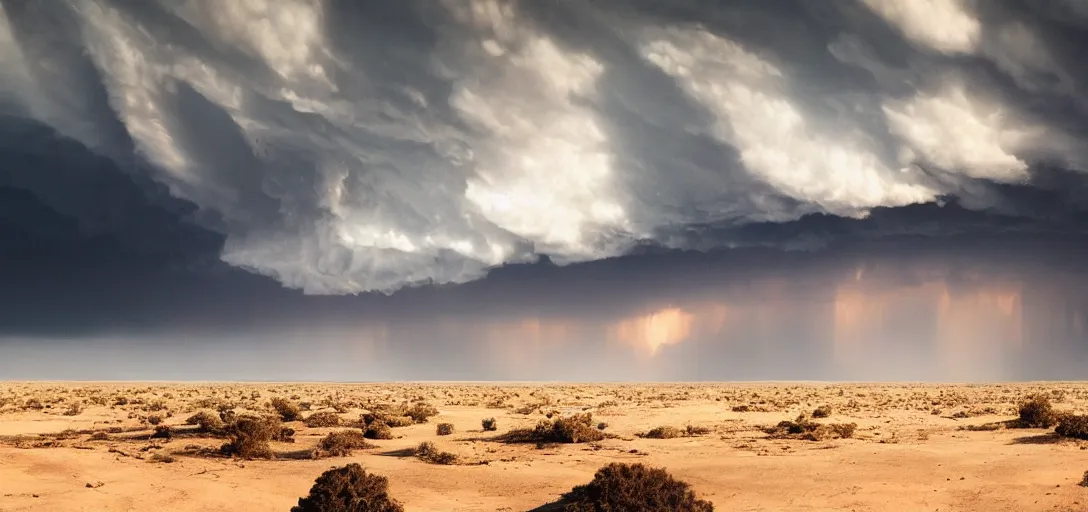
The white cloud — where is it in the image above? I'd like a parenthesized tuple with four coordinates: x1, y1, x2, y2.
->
(642, 27, 936, 216)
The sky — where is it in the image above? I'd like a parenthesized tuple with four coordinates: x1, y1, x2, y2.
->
(1, 0, 1088, 381)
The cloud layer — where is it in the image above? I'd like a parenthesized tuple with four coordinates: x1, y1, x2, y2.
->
(3, 0, 1088, 294)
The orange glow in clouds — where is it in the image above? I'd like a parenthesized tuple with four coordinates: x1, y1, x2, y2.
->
(608, 307, 696, 356)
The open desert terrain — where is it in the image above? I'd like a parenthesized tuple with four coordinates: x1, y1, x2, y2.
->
(1, 382, 1087, 511)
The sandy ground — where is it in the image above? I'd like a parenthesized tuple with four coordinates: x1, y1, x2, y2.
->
(0, 382, 1086, 512)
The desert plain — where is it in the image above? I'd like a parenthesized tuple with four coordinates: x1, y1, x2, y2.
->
(0, 381, 1086, 512)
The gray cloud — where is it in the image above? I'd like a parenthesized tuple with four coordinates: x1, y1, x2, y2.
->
(3, 0, 1088, 294)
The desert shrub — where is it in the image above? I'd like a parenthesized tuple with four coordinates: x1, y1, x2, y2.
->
(1079, 470, 1088, 488)
(361, 412, 414, 428)
(221, 415, 282, 459)
(1055, 414, 1088, 440)
(597, 422, 608, 430)
(316, 431, 375, 457)
(305, 412, 342, 428)
(25, 398, 43, 410)
(731, 405, 750, 412)
(415, 441, 458, 465)
(812, 405, 832, 418)
(291, 463, 404, 512)
(186, 410, 224, 431)
(146, 415, 163, 426)
(959, 423, 1002, 432)
(685, 425, 711, 436)
(436, 423, 455, 436)
(503, 413, 605, 444)
(405, 402, 439, 424)
(764, 415, 855, 441)
(364, 422, 393, 440)
(63, 403, 83, 416)
(90, 431, 109, 441)
(151, 425, 173, 439)
(643, 426, 682, 439)
(561, 462, 714, 512)
(1016, 394, 1058, 428)
(482, 418, 498, 431)
(827, 423, 857, 439)
(271, 398, 302, 422)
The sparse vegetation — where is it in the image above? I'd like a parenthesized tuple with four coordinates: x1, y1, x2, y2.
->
(731, 405, 750, 412)
(560, 462, 714, 512)
(1055, 414, 1088, 440)
(812, 405, 832, 418)
(405, 402, 439, 424)
(185, 410, 224, 432)
(763, 414, 856, 441)
(271, 398, 302, 422)
(502, 413, 605, 444)
(291, 463, 404, 512)
(364, 421, 394, 440)
(1079, 470, 1088, 488)
(315, 430, 375, 458)
(304, 411, 341, 428)
(436, 423, 454, 436)
(1015, 394, 1059, 428)
(481, 417, 498, 431)
(643, 426, 682, 439)
(221, 415, 287, 459)
(415, 441, 458, 465)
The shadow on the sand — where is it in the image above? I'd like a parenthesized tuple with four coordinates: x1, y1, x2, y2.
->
(1008, 432, 1065, 445)
(377, 447, 416, 458)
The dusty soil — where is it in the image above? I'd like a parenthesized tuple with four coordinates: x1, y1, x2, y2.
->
(0, 382, 1086, 511)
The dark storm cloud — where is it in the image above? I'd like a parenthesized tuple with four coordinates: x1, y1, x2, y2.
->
(3, 0, 1088, 297)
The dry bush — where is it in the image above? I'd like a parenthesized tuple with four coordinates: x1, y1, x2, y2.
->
(90, 432, 109, 441)
(305, 412, 342, 428)
(643, 426, 682, 439)
(436, 423, 455, 436)
(364, 422, 393, 440)
(685, 425, 711, 436)
(24, 398, 43, 410)
(271, 398, 302, 422)
(186, 410, 224, 431)
(561, 462, 714, 512)
(1080, 470, 1088, 488)
(63, 403, 83, 416)
(1016, 395, 1058, 428)
(221, 415, 285, 459)
(812, 405, 832, 418)
(316, 431, 375, 458)
(291, 463, 404, 512)
(503, 413, 605, 444)
(1055, 414, 1088, 440)
(361, 412, 414, 428)
(764, 414, 855, 441)
(482, 418, 498, 431)
(415, 441, 458, 465)
(146, 415, 163, 426)
(405, 403, 439, 424)
(959, 423, 1002, 432)
(731, 405, 750, 412)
